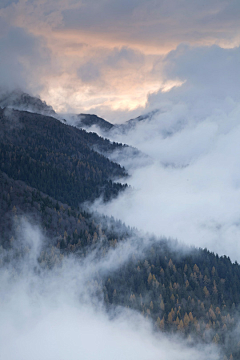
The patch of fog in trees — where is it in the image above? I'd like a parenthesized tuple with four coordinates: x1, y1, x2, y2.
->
(0, 217, 219, 360)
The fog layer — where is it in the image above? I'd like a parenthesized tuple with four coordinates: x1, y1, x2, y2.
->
(0, 220, 219, 360)
(91, 44, 240, 262)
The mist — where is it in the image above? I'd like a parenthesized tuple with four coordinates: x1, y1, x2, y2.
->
(89, 44, 240, 263)
(0, 219, 220, 360)
(1, 1, 240, 359)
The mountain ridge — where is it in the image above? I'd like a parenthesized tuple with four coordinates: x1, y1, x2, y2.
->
(0, 91, 239, 359)
(0, 107, 128, 207)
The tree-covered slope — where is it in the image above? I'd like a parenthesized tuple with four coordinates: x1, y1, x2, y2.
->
(0, 108, 128, 206)
(103, 240, 240, 354)
(2, 171, 240, 359)
(1, 106, 240, 359)
(75, 113, 114, 131)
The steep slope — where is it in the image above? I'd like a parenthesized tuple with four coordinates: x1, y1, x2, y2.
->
(103, 240, 240, 358)
(71, 115, 151, 169)
(1, 101, 240, 359)
(0, 108, 128, 207)
(119, 109, 160, 132)
(0, 170, 131, 252)
(72, 111, 160, 135)
(75, 113, 114, 131)
(2, 168, 240, 358)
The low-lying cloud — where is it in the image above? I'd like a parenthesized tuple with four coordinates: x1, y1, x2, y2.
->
(0, 219, 219, 360)
(91, 44, 240, 262)
(2, 0, 240, 119)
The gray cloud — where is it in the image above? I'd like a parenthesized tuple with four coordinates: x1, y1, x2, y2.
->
(106, 46, 144, 67)
(160, 44, 240, 99)
(61, 0, 240, 47)
(0, 21, 53, 94)
(77, 46, 144, 84)
(77, 62, 101, 83)
(1, 0, 240, 117)
(62, 0, 144, 29)
(0, 0, 18, 10)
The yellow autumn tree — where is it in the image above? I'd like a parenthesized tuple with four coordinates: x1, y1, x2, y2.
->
(148, 273, 153, 284)
(160, 299, 165, 311)
(178, 320, 184, 331)
(184, 313, 190, 328)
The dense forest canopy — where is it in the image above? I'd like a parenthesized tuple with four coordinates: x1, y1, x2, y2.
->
(0, 108, 128, 206)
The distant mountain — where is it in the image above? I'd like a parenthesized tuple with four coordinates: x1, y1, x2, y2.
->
(0, 89, 159, 136)
(75, 113, 114, 131)
(0, 90, 56, 116)
(0, 89, 150, 173)
(108, 109, 160, 135)
(69, 113, 151, 170)
(127, 109, 160, 126)
(74, 110, 159, 135)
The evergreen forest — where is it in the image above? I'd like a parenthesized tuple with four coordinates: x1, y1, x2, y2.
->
(0, 106, 239, 360)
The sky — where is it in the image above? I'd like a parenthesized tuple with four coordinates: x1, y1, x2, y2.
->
(1, 0, 240, 259)
(1, 2, 240, 358)
(1, 0, 240, 121)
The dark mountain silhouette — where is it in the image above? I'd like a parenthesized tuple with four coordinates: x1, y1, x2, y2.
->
(75, 113, 114, 131)
(0, 107, 128, 207)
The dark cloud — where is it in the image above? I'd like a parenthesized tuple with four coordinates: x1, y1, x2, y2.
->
(61, 0, 240, 47)
(0, 23, 52, 93)
(0, 0, 18, 10)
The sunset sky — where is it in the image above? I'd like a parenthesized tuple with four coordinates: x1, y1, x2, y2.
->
(1, 0, 240, 121)
(2, 4, 240, 357)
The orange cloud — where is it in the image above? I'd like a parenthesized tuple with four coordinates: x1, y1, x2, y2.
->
(1, 0, 240, 121)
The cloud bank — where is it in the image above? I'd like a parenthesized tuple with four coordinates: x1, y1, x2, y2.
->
(0, 219, 219, 360)
(1, 0, 240, 119)
(0, 19, 52, 94)
(91, 44, 240, 262)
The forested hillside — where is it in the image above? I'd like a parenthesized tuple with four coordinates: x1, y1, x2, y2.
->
(0, 170, 131, 253)
(74, 113, 114, 131)
(0, 106, 239, 360)
(1, 166, 240, 359)
(0, 108, 128, 206)
(103, 241, 240, 359)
